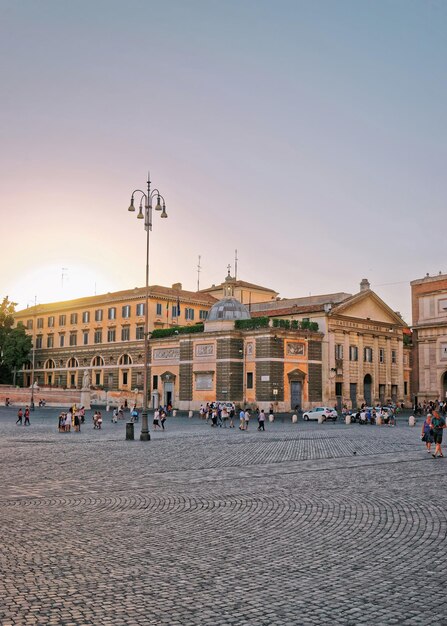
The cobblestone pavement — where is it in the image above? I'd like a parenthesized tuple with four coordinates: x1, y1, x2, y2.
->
(0, 407, 446, 625)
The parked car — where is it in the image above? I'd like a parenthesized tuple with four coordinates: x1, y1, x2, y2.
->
(302, 407, 338, 422)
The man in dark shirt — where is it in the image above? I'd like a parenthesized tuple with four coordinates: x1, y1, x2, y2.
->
(431, 412, 446, 458)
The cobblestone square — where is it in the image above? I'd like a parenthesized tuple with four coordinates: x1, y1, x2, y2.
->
(0, 408, 446, 625)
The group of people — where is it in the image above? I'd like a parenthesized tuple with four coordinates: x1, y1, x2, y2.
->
(198, 402, 274, 431)
(345, 406, 397, 426)
(57, 406, 86, 432)
(421, 411, 446, 458)
(15, 406, 31, 426)
(415, 400, 447, 416)
(152, 408, 167, 430)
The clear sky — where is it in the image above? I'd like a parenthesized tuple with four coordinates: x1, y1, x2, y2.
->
(1, 0, 446, 321)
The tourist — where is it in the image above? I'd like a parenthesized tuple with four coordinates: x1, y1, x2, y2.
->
(258, 409, 266, 431)
(269, 406, 275, 422)
(239, 408, 245, 430)
(74, 409, 81, 432)
(221, 405, 229, 428)
(211, 407, 218, 427)
(58, 412, 65, 432)
(431, 411, 446, 458)
(244, 408, 250, 431)
(16, 408, 23, 425)
(24, 406, 30, 426)
(65, 411, 72, 432)
(160, 411, 167, 430)
(96, 411, 103, 429)
(229, 406, 235, 428)
(80, 406, 85, 424)
(92, 411, 98, 429)
(421, 414, 434, 454)
(153, 408, 161, 429)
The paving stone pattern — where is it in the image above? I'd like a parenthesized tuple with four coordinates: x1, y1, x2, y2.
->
(0, 408, 446, 625)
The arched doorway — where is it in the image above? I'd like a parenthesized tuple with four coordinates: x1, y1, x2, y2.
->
(288, 368, 305, 412)
(442, 372, 447, 402)
(364, 374, 372, 406)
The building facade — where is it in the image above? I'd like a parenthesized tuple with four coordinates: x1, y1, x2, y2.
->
(411, 273, 447, 403)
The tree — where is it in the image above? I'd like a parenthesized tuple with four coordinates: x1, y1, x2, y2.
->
(0, 297, 31, 384)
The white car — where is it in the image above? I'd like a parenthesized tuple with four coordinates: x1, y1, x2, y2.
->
(302, 407, 338, 422)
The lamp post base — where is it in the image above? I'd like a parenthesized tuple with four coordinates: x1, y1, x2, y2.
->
(140, 431, 151, 441)
(140, 409, 151, 441)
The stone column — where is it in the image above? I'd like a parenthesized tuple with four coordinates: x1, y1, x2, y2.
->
(386, 337, 392, 401)
(373, 335, 379, 404)
(357, 334, 364, 405)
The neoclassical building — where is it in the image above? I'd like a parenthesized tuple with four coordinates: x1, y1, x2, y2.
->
(411, 272, 447, 403)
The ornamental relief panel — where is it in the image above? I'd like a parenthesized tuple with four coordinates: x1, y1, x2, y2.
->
(246, 342, 254, 356)
(153, 348, 180, 360)
(195, 344, 214, 357)
(286, 342, 306, 356)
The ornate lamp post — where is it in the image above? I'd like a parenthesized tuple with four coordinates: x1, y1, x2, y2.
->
(127, 172, 167, 441)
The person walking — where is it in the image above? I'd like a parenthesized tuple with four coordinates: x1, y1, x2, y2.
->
(153, 408, 161, 430)
(229, 407, 235, 428)
(421, 414, 434, 453)
(160, 411, 167, 430)
(244, 408, 250, 431)
(258, 409, 266, 431)
(16, 408, 23, 425)
(431, 411, 446, 458)
(24, 406, 30, 426)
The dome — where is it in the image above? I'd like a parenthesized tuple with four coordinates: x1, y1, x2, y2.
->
(207, 297, 251, 322)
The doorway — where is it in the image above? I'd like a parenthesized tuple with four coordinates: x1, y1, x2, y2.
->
(290, 381, 302, 411)
(164, 382, 174, 407)
(364, 374, 372, 406)
(350, 383, 357, 409)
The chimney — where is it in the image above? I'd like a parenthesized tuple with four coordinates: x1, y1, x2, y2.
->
(171, 283, 182, 290)
(360, 278, 370, 292)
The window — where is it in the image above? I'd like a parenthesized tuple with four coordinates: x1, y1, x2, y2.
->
(70, 313, 78, 324)
(92, 356, 104, 367)
(404, 381, 408, 395)
(83, 331, 89, 345)
(70, 374, 76, 387)
(391, 350, 397, 364)
(59, 314, 66, 326)
(70, 332, 77, 346)
(136, 372, 142, 386)
(122, 372, 128, 386)
(136, 326, 144, 340)
(152, 375, 158, 389)
(172, 305, 178, 318)
(47, 335, 54, 348)
(95, 372, 101, 386)
(82, 311, 90, 323)
(107, 329, 116, 342)
(59, 334, 65, 347)
(121, 326, 130, 341)
(156, 303, 162, 316)
(95, 309, 103, 322)
(195, 373, 213, 390)
(136, 303, 145, 316)
(185, 308, 195, 321)
(48, 316, 55, 328)
(122, 305, 131, 319)
(119, 354, 132, 365)
(37, 318, 44, 329)
(36, 335, 42, 349)
(27, 319, 33, 330)
(199, 310, 208, 320)
(94, 330, 102, 344)
(246, 372, 254, 389)
(108, 307, 116, 320)
(335, 382, 343, 396)
(68, 357, 78, 368)
(349, 346, 358, 361)
(364, 347, 373, 362)
(379, 348, 385, 364)
(335, 344, 343, 360)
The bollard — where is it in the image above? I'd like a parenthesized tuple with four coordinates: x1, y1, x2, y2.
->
(173, 409, 177, 417)
(345, 415, 351, 425)
(292, 414, 298, 423)
(408, 415, 416, 427)
(376, 416, 382, 426)
(269, 414, 274, 422)
(126, 422, 134, 440)
(188, 410, 193, 418)
(318, 415, 325, 424)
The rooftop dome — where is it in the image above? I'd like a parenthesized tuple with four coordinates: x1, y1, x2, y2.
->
(207, 297, 251, 322)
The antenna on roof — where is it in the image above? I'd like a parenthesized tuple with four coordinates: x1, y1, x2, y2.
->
(235, 249, 238, 280)
(197, 255, 201, 291)
(61, 267, 68, 289)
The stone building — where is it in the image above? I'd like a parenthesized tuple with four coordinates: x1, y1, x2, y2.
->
(411, 272, 447, 403)
(14, 284, 216, 394)
(251, 279, 410, 409)
(149, 294, 323, 411)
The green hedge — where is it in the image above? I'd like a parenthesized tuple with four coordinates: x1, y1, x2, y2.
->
(235, 317, 270, 330)
(151, 323, 204, 339)
(272, 318, 319, 332)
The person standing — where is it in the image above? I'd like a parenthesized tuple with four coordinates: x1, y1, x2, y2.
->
(229, 407, 235, 428)
(258, 409, 266, 431)
(160, 411, 167, 430)
(16, 408, 23, 425)
(24, 406, 30, 426)
(431, 411, 446, 458)
(153, 408, 161, 429)
(421, 414, 434, 454)
(239, 408, 245, 430)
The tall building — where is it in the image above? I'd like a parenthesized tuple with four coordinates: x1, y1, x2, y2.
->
(411, 272, 447, 403)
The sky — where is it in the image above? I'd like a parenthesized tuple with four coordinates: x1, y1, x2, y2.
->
(1, 0, 446, 322)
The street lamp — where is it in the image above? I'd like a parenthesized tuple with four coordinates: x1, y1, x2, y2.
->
(127, 172, 167, 441)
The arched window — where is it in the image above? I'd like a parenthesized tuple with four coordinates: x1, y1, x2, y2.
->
(45, 359, 56, 369)
(22, 360, 32, 370)
(67, 357, 79, 368)
(118, 354, 132, 365)
(91, 355, 104, 367)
